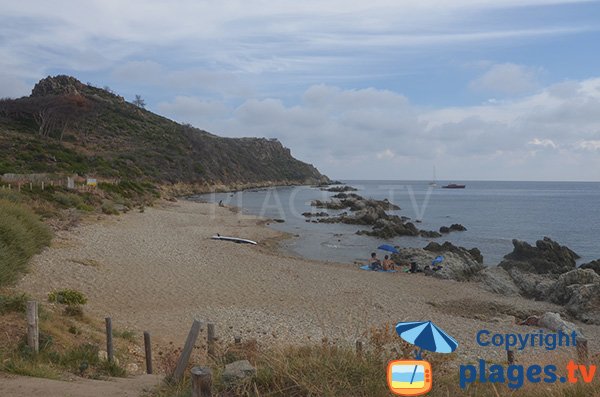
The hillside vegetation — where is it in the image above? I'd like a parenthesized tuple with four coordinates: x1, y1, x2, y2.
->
(0, 75, 328, 187)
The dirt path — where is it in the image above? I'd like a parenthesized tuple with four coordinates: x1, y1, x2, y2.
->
(0, 374, 162, 397)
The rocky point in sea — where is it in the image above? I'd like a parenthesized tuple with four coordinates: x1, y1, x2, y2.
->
(309, 191, 444, 238)
(475, 237, 600, 325)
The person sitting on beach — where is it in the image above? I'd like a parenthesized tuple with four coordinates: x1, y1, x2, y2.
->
(382, 255, 396, 271)
(369, 252, 382, 270)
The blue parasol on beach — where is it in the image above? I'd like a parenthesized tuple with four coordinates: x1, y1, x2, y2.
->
(378, 244, 399, 254)
(431, 255, 444, 265)
(396, 321, 458, 359)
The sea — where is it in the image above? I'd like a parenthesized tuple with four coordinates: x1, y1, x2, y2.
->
(194, 180, 600, 266)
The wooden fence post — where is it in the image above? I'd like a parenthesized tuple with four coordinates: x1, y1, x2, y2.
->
(105, 317, 114, 362)
(26, 301, 39, 353)
(207, 323, 216, 358)
(356, 340, 363, 357)
(144, 331, 153, 374)
(171, 320, 202, 383)
(507, 350, 515, 365)
(191, 367, 212, 397)
(577, 339, 589, 363)
(29, 182, 32, 191)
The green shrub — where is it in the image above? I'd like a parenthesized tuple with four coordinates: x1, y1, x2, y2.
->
(48, 289, 87, 306)
(101, 202, 119, 215)
(0, 293, 29, 314)
(0, 200, 52, 287)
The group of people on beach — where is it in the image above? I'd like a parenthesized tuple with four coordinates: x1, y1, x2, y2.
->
(368, 252, 397, 271)
(368, 252, 435, 273)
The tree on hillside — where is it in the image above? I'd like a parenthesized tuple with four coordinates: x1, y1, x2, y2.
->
(132, 95, 146, 109)
(12, 94, 93, 141)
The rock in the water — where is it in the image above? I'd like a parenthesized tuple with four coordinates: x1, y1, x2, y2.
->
(420, 230, 442, 238)
(302, 211, 329, 218)
(476, 267, 521, 296)
(499, 237, 579, 275)
(439, 224, 467, 233)
(222, 360, 257, 382)
(537, 312, 585, 341)
(321, 185, 357, 192)
(580, 260, 600, 276)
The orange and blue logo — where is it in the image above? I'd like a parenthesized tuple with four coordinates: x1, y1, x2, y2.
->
(387, 359, 433, 396)
(388, 321, 459, 396)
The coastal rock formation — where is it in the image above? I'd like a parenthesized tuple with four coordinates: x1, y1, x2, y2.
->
(476, 267, 521, 296)
(321, 185, 358, 192)
(392, 242, 484, 282)
(302, 211, 329, 218)
(419, 230, 443, 238)
(548, 269, 600, 324)
(479, 237, 600, 324)
(580, 260, 600, 276)
(499, 237, 579, 275)
(439, 224, 467, 233)
(424, 242, 483, 264)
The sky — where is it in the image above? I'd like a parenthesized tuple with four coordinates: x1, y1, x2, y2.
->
(1, 1, 600, 181)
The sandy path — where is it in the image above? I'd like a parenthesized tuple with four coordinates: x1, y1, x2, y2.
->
(0, 374, 161, 397)
(15, 200, 600, 362)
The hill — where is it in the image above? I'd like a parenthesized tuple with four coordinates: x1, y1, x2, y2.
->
(0, 75, 328, 189)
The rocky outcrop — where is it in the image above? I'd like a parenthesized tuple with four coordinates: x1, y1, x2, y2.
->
(476, 267, 521, 296)
(424, 242, 483, 264)
(499, 237, 579, 275)
(547, 269, 600, 324)
(302, 211, 329, 218)
(580, 260, 600, 276)
(392, 242, 484, 282)
(321, 185, 357, 192)
(31, 75, 84, 97)
(420, 230, 443, 238)
(439, 224, 467, 233)
(479, 238, 600, 324)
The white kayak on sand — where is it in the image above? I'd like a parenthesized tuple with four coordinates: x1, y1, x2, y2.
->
(211, 234, 257, 245)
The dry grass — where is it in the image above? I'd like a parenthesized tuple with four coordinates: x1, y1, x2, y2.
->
(148, 323, 599, 397)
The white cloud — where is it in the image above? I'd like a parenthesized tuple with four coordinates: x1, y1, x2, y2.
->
(469, 63, 541, 95)
(529, 138, 558, 148)
(156, 76, 600, 180)
(576, 140, 600, 151)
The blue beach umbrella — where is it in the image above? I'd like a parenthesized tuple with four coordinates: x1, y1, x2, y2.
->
(378, 244, 399, 254)
(396, 321, 458, 358)
(431, 255, 444, 265)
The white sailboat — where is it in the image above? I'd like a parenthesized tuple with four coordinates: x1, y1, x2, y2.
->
(429, 166, 437, 187)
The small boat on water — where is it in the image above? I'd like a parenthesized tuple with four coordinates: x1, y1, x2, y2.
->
(442, 183, 466, 189)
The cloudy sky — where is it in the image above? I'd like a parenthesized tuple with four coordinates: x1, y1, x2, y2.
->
(2, 0, 600, 181)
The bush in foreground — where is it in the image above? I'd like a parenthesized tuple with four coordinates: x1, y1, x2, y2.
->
(0, 199, 52, 287)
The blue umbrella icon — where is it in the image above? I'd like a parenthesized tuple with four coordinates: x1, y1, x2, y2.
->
(396, 321, 458, 359)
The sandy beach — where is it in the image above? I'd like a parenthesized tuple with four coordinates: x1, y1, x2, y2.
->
(16, 200, 600, 363)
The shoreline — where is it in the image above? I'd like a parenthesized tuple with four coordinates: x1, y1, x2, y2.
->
(15, 199, 600, 363)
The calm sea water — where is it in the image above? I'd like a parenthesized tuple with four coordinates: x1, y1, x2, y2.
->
(195, 180, 600, 266)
